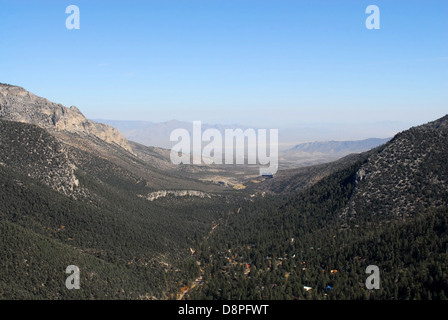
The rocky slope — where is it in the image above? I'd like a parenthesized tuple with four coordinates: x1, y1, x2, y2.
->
(0, 120, 85, 197)
(284, 138, 390, 155)
(139, 190, 212, 201)
(0, 83, 132, 153)
(0, 84, 240, 299)
(343, 115, 448, 220)
(0, 83, 229, 196)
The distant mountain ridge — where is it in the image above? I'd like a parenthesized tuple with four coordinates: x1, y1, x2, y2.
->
(94, 119, 254, 149)
(286, 138, 391, 155)
(97, 119, 392, 168)
(277, 137, 390, 168)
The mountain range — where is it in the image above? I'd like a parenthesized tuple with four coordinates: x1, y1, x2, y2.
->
(0, 82, 447, 300)
(94, 119, 254, 150)
(96, 118, 391, 168)
(278, 137, 391, 168)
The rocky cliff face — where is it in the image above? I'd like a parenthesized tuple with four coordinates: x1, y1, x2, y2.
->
(0, 83, 132, 153)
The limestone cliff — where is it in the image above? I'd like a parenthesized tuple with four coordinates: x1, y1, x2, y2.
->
(139, 190, 212, 201)
(0, 83, 132, 153)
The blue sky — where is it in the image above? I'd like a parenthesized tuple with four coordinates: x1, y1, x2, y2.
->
(0, 0, 447, 136)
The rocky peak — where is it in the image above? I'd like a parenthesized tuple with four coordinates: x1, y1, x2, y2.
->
(0, 83, 133, 152)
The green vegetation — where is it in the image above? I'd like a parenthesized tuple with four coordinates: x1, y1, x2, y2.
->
(0, 120, 238, 299)
(188, 156, 448, 300)
(1, 117, 448, 300)
(0, 145, 230, 299)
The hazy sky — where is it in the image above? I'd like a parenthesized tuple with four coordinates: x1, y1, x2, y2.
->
(1, 0, 447, 136)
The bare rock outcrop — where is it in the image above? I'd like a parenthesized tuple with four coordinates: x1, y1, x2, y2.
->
(139, 190, 212, 201)
(0, 83, 132, 153)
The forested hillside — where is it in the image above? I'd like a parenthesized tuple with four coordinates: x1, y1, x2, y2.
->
(0, 121, 237, 299)
(187, 117, 448, 300)
(1, 85, 447, 301)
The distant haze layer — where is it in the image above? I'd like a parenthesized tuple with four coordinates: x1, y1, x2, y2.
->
(94, 119, 408, 150)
